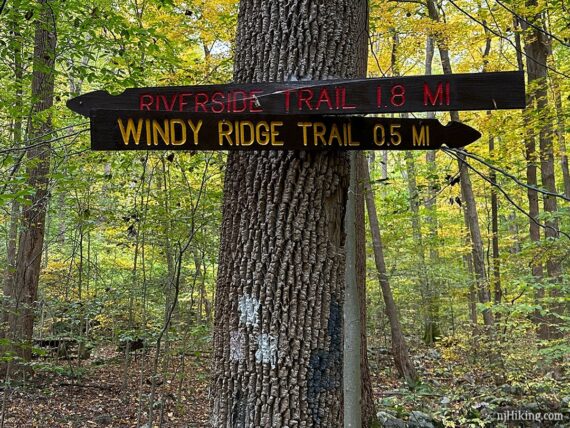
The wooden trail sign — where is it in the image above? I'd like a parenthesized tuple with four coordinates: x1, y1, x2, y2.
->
(90, 110, 481, 151)
(68, 71, 525, 117)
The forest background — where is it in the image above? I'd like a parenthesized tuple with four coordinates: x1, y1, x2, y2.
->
(0, 0, 568, 426)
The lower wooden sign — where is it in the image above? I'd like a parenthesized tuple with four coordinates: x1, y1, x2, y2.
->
(90, 110, 481, 151)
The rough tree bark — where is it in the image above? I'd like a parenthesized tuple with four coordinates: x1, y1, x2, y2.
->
(363, 158, 418, 388)
(211, 1, 368, 426)
(4, 0, 56, 365)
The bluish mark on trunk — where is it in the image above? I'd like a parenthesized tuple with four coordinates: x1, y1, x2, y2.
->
(307, 298, 342, 425)
(231, 389, 247, 428)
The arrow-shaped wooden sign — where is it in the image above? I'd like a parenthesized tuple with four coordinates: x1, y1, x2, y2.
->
(68, 71, 525, 117)
(90, 110, 481, 151)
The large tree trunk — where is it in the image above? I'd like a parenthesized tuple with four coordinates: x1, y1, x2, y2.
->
(211, 1, 368, 426)
(522, 3, 564, 339)
(5, 0, 56, 365)
(426, 0, 494, 328)
(363, 158, 418, 389)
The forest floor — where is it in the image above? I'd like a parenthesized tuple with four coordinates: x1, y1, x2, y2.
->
(1, 339, 569, 427)
(1, 345, 211, 427)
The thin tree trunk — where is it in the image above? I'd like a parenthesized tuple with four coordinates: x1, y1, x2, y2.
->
(355, 153, 377, 428)
(363, 159, 418, 388)
(522, 4, 564, 339)
(514, 18, 546, 333)
(7, 0, 57, 365)
(482, 33, 502, 307)
(424, 35, 441, 342)
(404, 152, 434, 341)
(3, 10, 24, 331)
(550, 74, 570, 199)
(427, 0, 494, 328)
(344, 152, 361, 428)
(211, 1, 368, 425)
(461, 207, 478, 326)
(488, 128, 502, 306)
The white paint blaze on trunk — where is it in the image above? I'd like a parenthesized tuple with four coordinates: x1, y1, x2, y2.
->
(211, 0, 368, 426)
(255, 333, 278, 368)
(237, 294, 260, 327)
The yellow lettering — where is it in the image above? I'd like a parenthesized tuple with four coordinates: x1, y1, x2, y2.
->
(297, 122, 312, 146)
(390, 123, 402, 146)
(170, 119, 187, 146)
(218, 120, 234, 146)
(412, 124, 429, 147)
(256, 122, 270, 145)
(152, 119, 170, 145)
(328, 123, 343, 146)
(240, 121, 255, 146)
(145, 119, 151, 144)
(348, 123, 360, 146)
(271, 121, 284, 146)
(118, 118, 143, 146)
(313, 122, 327, 146)
(188, 120, 203, 145)
(374, 124, 385, 146)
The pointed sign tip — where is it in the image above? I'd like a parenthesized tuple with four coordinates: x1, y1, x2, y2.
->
(67, 90, 111, 117)
(444, 121, 481, 148)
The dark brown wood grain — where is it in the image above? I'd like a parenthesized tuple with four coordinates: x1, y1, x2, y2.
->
(69, 71, 525, 117)
(90, 110, 481, 151)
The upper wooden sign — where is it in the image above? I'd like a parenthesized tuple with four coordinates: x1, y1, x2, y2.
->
(68, 71, 525, 117)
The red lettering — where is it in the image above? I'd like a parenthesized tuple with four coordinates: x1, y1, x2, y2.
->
(341, 88, 356, 110)
(424, 82, 444, 106)
(179, 93, 192, 111)
(160, 94, 178, 111)
(446, 82, 451, 105)
(249, 90, 263, 112)
(232, 90, 247, 113)
(298, 88, 314, 110)
(284, 90, 292, 112)
(139, 94, 153, 110)
(335, 87, 342, 109)
(390, 84, 406, 107)
(316, 88, 333, 110)
(211, 92, 225, 113)
(195, 92, 209, 112)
